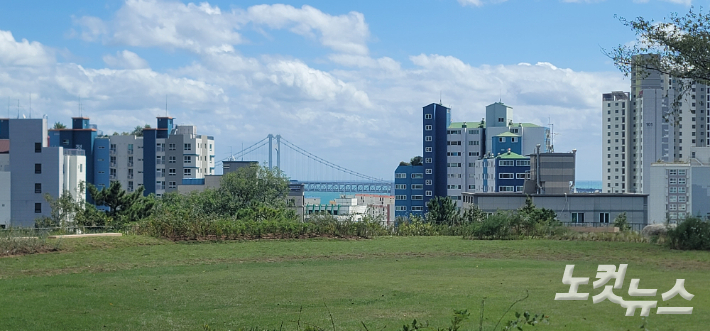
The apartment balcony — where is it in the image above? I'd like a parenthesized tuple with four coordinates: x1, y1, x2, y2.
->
(128, 162, 133, 167)
(109, 149, 116, 155)
(63, 149, 85, 156)
(127, 174, 134, 179)
(156, 160, 165, 165)
(110, 162, 116, 167)
(127, 149, 134, 155)
(109, 174, 116, 179)
(156, 147, 165, 152)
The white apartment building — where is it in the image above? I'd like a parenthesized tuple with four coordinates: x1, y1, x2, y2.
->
(108, 135, 144, 193)
(649, 147, 710, 224)
(445, 102, 549, 205)
(604, 56, 709, 194)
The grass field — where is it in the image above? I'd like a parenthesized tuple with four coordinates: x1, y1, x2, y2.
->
(1, 236, 709, 331)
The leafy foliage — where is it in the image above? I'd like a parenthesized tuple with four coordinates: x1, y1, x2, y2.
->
(88, 181, 155, 228)
(608, 7, 710, 118)
(52, 122, 66, 129)
(410, 156, 423, 166)
(613, 212, 630, 232)
(666, 216, 710, 250)
(426, 196, 461, 225)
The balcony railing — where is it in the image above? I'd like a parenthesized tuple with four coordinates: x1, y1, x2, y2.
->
(156, 160, 165, 165)
(63, 149, 85, 156)
(156, 147, 165, 152)
(128, 162, 133, 167)
(127, 174, 133, 179)
(110, 162, 116, 167)
(109, 149, 116, 155)
(127, 149, 134, 155)
(109, 174, 116, 179)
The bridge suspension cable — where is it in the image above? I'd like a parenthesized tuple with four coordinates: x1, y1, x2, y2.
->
(215, 136, 269, 166)
(279, 137, 387, 183)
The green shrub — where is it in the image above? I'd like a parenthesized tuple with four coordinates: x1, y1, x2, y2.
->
(666, 217, 710, 250)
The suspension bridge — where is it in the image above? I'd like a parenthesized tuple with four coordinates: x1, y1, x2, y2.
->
(217, 134, 393, 194)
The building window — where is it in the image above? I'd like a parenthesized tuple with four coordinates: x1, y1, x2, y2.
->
(412, 184, 423, 190)
(35, 163, 41, 174)
(499, 186, 514, 192)
(395, 173, 406, 179)
(516, 173, 527, 179)
(168, 181, 177, 189)
(572, 212, 585, 223)
(411, 195, 423, 200)
(411, 206, 424, 211)
(395, 184, 406, 190)
(35, 203, 42, 213)
(411, 173, 424, 179)
(499, 160, 514, 166)
(469, 141, 480, 146)
(469, 152, 479, 156)
(425, 180, 432, 185)
(678, 178, 686, 184)
(184, 143, 192, 151)
(678, 195, 687, 203)
(35, 143, 41, 153)
(425, 136, 432, 141)
(395, 206, 407, 211)
(425, 190, 432, 196)
(499, 137, 505, 142)
(35, 183, 41, 193)
(447, 141, 461, 146)
(425, 147, 432, 152)
(599, 213, 610, 223)
(678, 169, 686, 176)
(499, 173, 514, 179)
(169, 156, 176, 163)
(425, 169, 432, 174)
(425, 114, 432, 119)
(516, 160, 530, 166)
(184, 156, 191, 164)
(425, 125, 432, 131)
(425, 158, 432, 163)
(184, 168, 192, 176)
(395, 195, 407, 200)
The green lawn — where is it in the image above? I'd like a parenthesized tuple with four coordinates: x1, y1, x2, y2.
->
(1, 236, 708, 331)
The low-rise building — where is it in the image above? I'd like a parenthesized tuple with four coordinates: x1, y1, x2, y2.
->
(462, 192, 648, 225)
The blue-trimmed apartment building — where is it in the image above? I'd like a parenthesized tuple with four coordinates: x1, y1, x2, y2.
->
(473, 151, 530, 193)
(394, 101, 549, 218)
(49, 117, 100, 199)
(394, 165, 425, 217)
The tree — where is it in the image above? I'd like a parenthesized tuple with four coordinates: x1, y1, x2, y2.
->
(426, 196, 460, 225)
(130, 124, 150, 137)
(613, 212, 631, 232)
(215, 164, 292, 218)
(410, 156, 423, 166)
(608, 7, 710, 115)
(88, 182, 155, 225)
(39, 190, 82, 229)
(53, 122, 66, 129)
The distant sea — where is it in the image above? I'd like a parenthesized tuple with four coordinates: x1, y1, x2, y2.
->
(305, 181, 602, 204)
(305, 192, 389, 204)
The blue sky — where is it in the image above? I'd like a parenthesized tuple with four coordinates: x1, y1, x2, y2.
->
(0, 0, 698, 181)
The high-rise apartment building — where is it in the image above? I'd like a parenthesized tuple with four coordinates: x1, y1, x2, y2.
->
(602, 55, 709, 193)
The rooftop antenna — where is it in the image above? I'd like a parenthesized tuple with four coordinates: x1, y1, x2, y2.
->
(439, 91, 442, 105)
(499, 88, 502, 103)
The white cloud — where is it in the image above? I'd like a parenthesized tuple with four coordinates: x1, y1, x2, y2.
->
(0, 30, 54, 67)
(1, 0, 629, 181)
(72, 0, 370, 55)
(457, 0, 508, 7)
(102, 50, 149, 69)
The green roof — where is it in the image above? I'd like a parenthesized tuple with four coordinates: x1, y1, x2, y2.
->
(448, 121, 485, 129)
(513, 122, 542, 128)
(497, 151, 526, 159)
(495, 132, 520, 137)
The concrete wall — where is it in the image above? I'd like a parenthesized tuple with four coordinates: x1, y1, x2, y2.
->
(0, 169, 10, 227)
(9, 118, 65, 227)
(462, 193, 648, 225)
